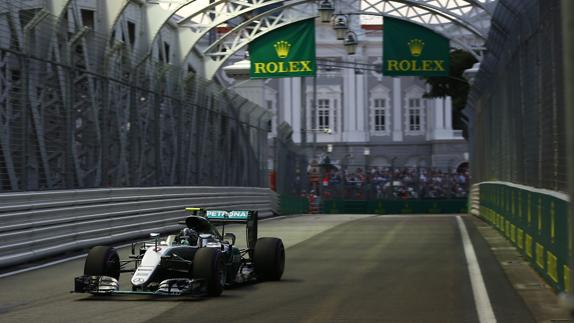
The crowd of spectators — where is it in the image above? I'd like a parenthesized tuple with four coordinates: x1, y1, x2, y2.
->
(315, 166, 470, 200)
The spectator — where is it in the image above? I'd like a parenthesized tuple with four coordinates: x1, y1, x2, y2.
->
(314, 166, 470, 200)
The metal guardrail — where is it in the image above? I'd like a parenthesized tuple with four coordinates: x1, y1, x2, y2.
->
(0, 187, 277, 269)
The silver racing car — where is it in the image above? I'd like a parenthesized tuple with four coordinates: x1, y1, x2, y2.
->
(74, 208, 285, 297)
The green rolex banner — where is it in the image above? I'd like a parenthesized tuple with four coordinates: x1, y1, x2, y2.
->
(249, 19, 316, 79)
(383, 17, 450, 76)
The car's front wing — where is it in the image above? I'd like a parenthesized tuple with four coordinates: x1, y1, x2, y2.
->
(73, 275, 207, 297)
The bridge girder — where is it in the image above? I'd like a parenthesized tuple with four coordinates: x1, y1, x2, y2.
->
(202, 1, 317, 79)
(195, 0, 492, 78)
(362, 0, 490, 39)
(176, 0, 288, 67)
(18, 0, 495, 80)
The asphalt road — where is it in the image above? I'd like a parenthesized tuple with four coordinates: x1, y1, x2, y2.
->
(0, 214, 535, 323)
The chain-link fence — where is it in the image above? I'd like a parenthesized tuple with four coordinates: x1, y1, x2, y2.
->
(272, 122, 308, 196)
(0, 1, 270, 192)
(467, 0, 566, 191)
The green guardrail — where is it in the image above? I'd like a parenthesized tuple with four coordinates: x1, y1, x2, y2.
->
(279, 195, 309, 215)
(478, 183, 569, 293)
(321, 199, 468, 215)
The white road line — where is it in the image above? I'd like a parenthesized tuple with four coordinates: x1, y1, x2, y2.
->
(457, 215, 497, 323)
(260, 216, 286, 222)
(379, 214, 462, 218)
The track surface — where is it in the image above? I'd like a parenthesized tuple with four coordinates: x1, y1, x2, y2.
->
(0, 214, 534, 323)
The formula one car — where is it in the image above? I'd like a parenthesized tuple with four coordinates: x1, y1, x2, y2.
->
(74, 208, 285, 297)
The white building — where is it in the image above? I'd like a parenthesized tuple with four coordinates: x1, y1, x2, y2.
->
(231, 19, 468, 171)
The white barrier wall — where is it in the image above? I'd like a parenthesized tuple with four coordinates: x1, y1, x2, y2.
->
(0, 187, 278, 268)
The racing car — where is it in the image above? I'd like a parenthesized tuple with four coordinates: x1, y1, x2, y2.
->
(74, 208, 285, 297)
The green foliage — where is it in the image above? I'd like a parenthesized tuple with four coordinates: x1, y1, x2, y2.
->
(423, 50, 477, 136)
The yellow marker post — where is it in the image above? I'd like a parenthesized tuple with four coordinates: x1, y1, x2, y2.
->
(518, 192, 522, 219)
(537, 197, 542, 234)
(528, 193, 532, 225)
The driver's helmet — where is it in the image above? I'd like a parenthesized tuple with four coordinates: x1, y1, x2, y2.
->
(179, 228, 199, 246)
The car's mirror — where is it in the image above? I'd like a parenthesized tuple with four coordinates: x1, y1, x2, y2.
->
(223, 233, 236, 246)
(150, 233, 160, 251)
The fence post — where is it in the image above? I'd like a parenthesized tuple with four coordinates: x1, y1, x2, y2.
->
(562, 0, 574, 300)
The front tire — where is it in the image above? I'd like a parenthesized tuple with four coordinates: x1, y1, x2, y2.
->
(84, 246, 120, 279)
(193, 248, 224, 297)
(254, 238, 285, 281)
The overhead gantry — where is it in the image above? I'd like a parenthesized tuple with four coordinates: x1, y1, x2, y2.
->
(15, 0, 496, 80)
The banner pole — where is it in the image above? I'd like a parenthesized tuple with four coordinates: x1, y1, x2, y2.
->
(312, 74, 318, 160)
(301, 76, 307, 152)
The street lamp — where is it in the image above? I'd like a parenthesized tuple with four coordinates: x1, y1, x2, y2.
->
(222, 59, 251, 80)
(318, 0, 335, 23)
(332, 14, 349, 40)
(343, 30, 358, 55)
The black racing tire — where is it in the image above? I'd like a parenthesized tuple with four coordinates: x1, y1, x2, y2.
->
(84, 246, 120, 280)
(254, 237, 285, 281)
(193, 248, 224, 297)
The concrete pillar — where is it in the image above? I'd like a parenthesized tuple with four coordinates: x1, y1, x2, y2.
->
(426, 99, 434, 140)
(280, 78, 292, 126)
(445, 96, 453, 130)
(292, 78, 302, 143)
(356, 71, 366, 141)
(344, 68, 356, 133)
(392, 78, 403, 141)
(277, 78, 302, 143)
(435, 98, 445, 130)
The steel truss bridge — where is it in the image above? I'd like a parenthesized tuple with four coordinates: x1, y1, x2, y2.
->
(0, 0, 496, 192)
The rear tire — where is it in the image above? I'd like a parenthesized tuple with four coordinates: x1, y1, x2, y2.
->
(84, 246, 120, 280)
(193, 248, 224, 297)
(254, 238, 285, 281)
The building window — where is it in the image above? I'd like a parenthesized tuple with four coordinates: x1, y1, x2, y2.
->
(163, 42, 171, 63)
(373, 98, 387, 131)
(127, 21, 136, 47)
(408, 98, 422, 131)
(80, 9, 95, 29)
(306, 85, 340, 133)
(369, 85, 391, 135)
(317, 99, 330, 130)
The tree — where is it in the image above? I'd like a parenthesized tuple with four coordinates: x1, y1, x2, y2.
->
(423, 50, 477, 138)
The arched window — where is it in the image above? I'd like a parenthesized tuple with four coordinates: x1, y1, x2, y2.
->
(369, 85, 391, 135)
(408, 98, 422, 131)
(306, 85, 341, 133)
(404, 86, 426, 135)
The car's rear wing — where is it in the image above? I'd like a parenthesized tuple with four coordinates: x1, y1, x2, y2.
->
(185, 208, 258, 251)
